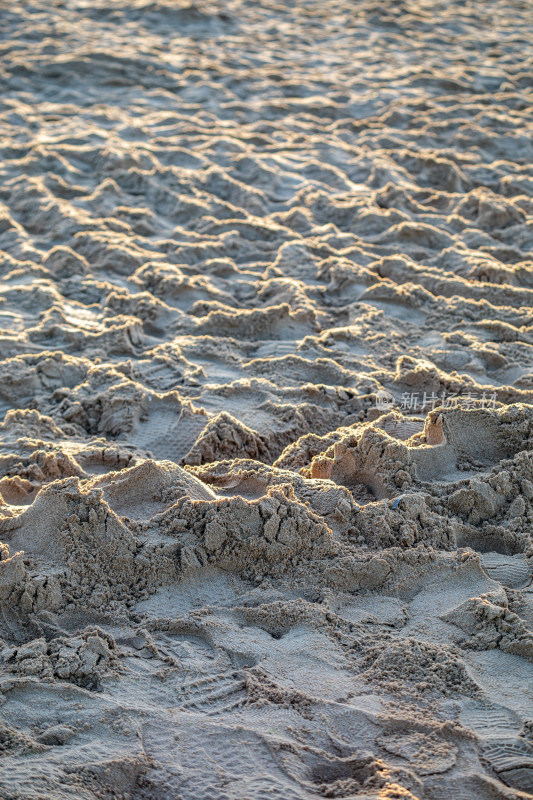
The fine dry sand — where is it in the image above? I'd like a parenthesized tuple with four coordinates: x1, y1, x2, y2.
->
(1, 1, 533, 798)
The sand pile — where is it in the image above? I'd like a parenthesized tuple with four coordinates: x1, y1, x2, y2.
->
(1, 0, 533, 797)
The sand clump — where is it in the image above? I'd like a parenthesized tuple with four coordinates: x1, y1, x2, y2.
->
(1, 626, 119, 689)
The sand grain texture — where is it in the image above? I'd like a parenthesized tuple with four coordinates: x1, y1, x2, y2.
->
(1, 0, 533, 798)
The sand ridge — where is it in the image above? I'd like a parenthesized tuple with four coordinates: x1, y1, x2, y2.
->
(0, 0, 533, 797)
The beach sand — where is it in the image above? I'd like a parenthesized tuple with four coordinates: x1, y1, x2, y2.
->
(1, 0, 533, 797)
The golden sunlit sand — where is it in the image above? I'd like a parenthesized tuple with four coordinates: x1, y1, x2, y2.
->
(0, 0, 533, 798)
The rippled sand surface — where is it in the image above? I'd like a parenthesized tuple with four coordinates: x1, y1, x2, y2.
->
(1, 1, 533, 798)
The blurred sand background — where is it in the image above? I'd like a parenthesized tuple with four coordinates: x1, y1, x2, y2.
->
(0, 0, 533, 797)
